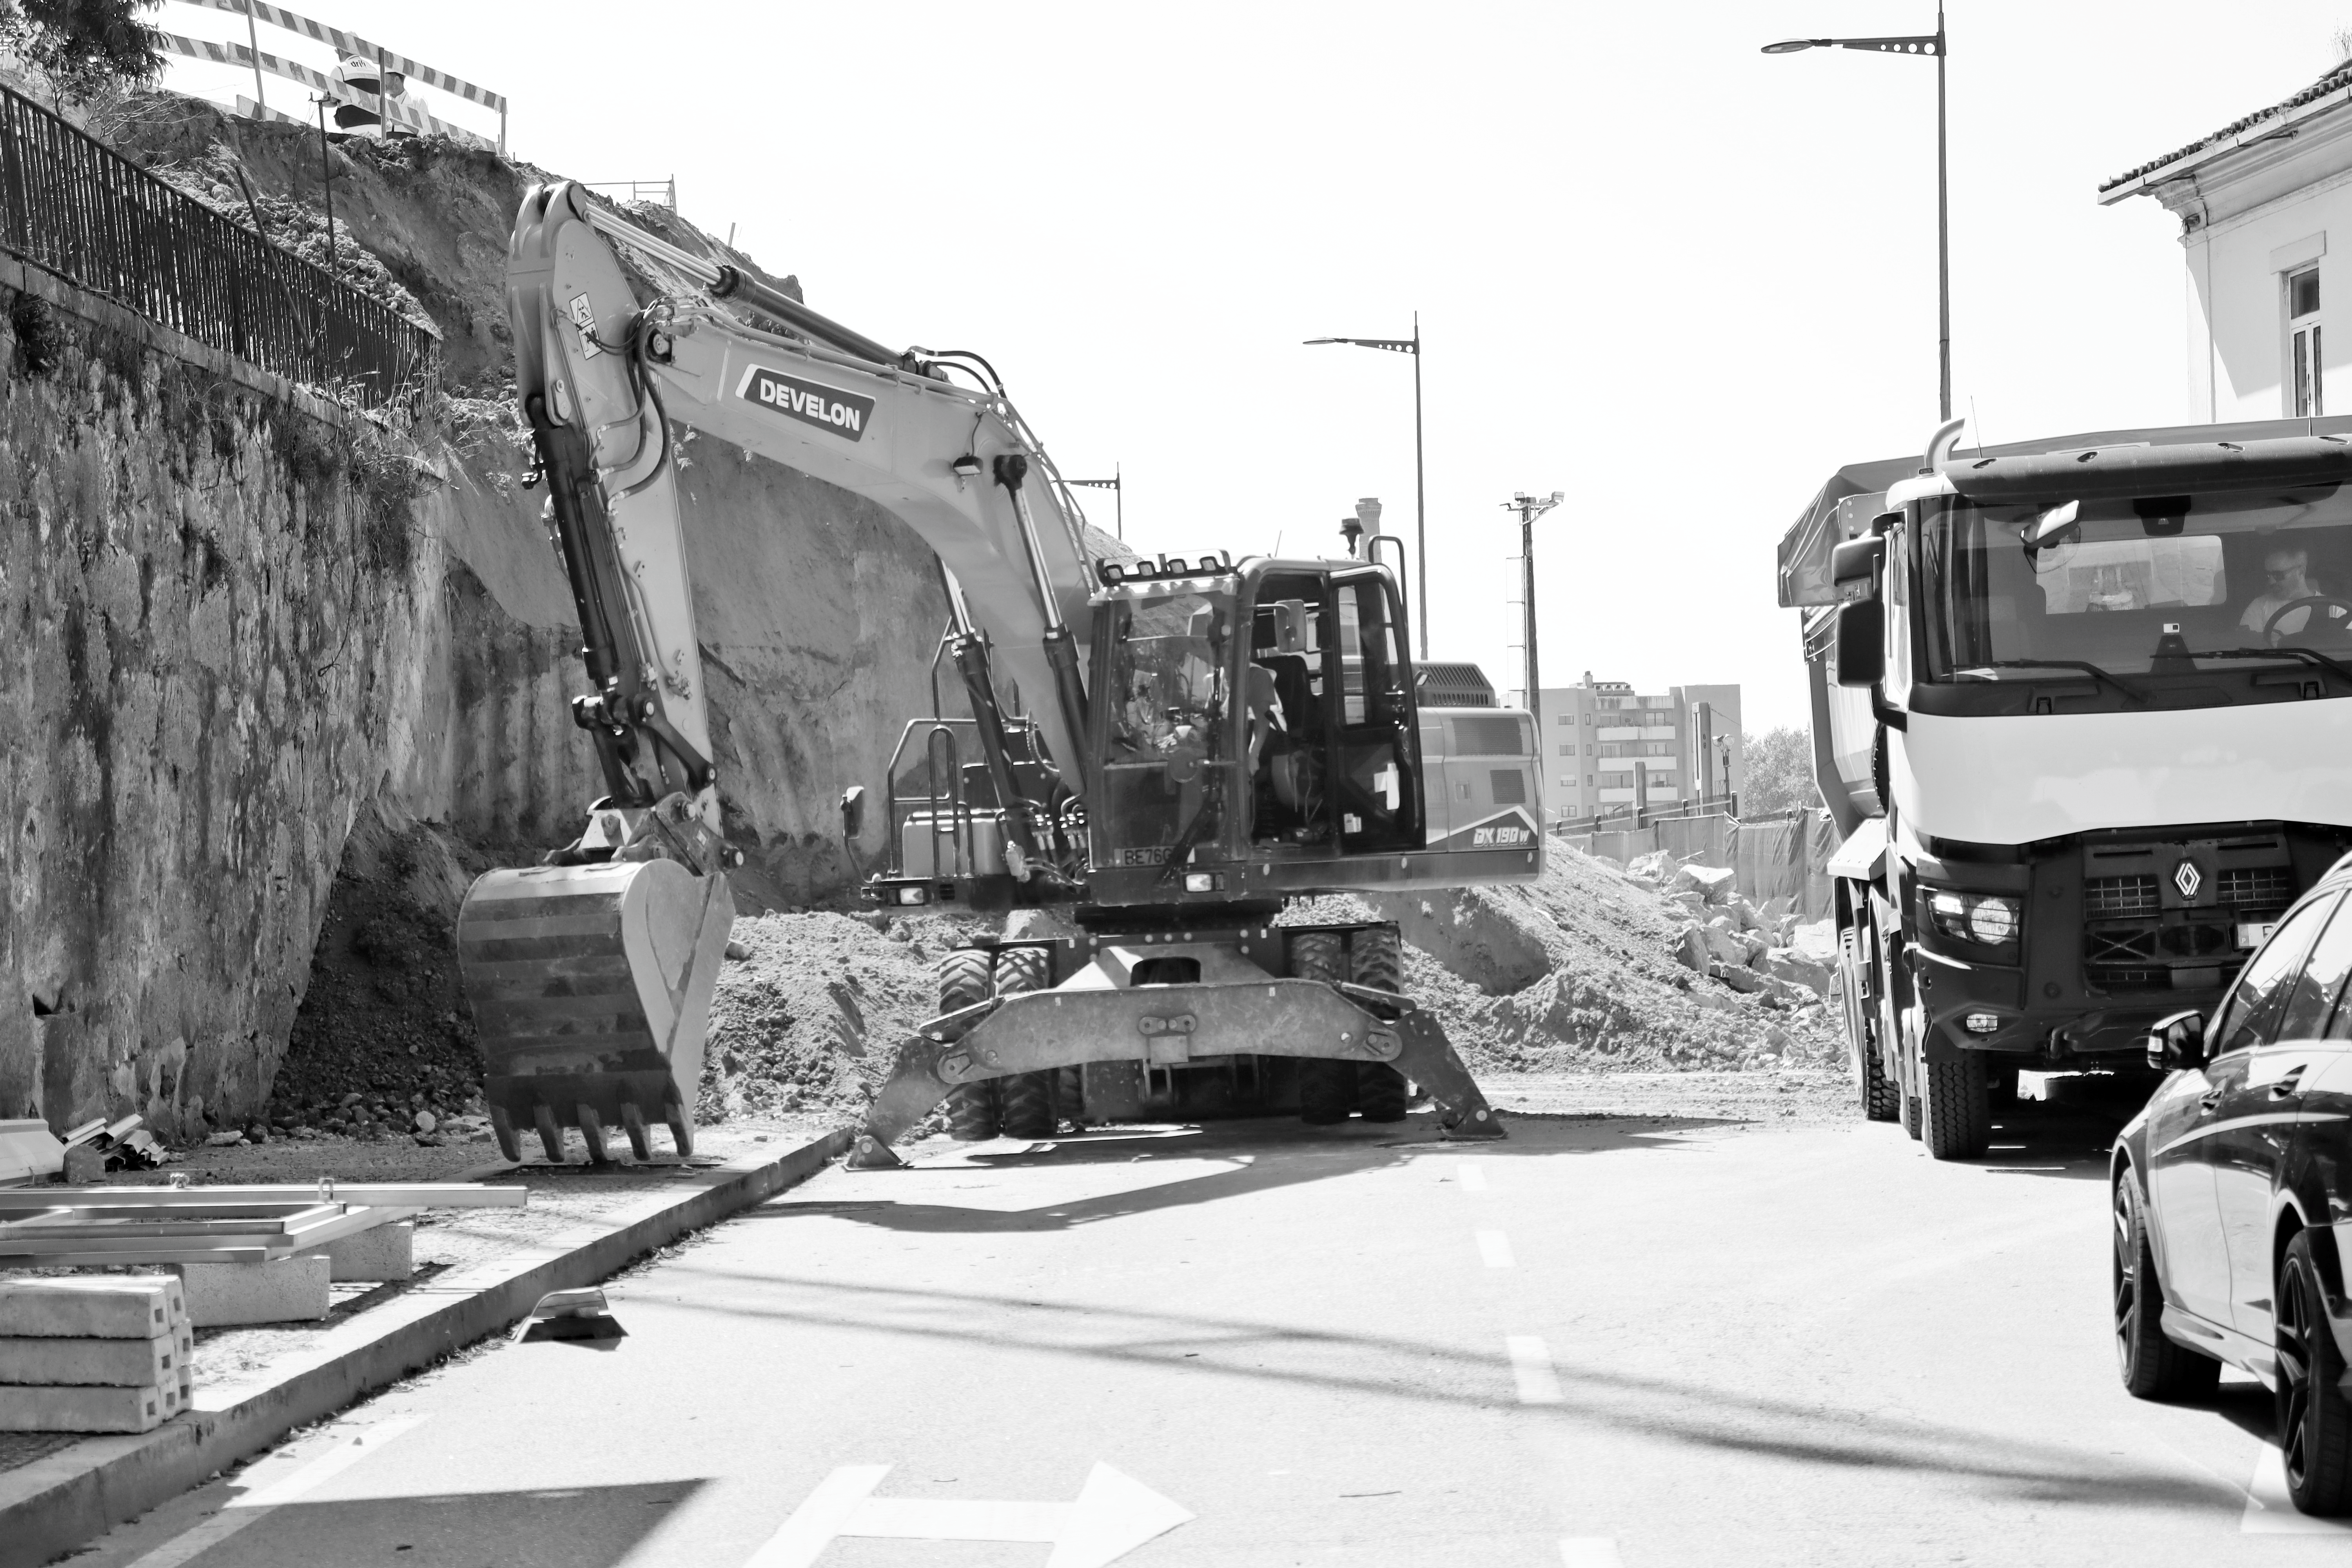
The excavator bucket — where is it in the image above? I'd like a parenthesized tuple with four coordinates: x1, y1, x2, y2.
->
(456, 860, 733, 1164)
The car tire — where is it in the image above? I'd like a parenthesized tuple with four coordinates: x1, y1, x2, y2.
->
(993, 946, 1057, 1141)
(1289, 932, 1354, 1125)
(1921, 1052, 1991, 1160)
(2277, 1229, 2352, 1514)
(938, 947, 998, 1141)
(2113, 1168, 2220, 1402)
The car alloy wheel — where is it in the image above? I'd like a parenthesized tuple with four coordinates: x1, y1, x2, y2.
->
(2275, 1230, 2352, 1514)
(2113, 1170, 2217, 1401)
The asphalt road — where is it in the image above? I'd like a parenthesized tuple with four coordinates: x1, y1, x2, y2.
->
(68, 1081, 2352, 1568)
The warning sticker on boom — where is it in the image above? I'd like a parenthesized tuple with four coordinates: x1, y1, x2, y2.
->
(735, 363, 875, 441)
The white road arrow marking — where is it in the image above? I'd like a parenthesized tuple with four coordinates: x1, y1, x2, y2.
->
(748, 1463, 1192, 1568)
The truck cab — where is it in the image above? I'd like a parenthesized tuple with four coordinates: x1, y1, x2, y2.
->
(1781, 417, 2352, 1156)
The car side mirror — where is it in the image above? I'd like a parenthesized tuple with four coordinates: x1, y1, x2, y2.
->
(2147, 1008, 2207, 1073)
(840, 784, 865, 842)
(1833, 600, 1884, 688)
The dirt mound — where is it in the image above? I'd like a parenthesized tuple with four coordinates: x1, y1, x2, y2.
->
(697, 908, 993, 1126)
(260, 808, 491, 1143)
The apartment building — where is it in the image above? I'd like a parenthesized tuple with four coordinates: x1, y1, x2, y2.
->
(1534, 673, 1743, 822)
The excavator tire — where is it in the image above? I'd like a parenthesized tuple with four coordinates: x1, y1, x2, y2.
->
(994, 946, 1058, 1141)
(1289, 932, 1354, 1125)
(938, 947, 999, 1142)
(1350, 929, 1410, 1123)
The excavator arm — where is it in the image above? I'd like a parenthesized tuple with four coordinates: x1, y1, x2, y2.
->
(457, 183, 1104, 1165)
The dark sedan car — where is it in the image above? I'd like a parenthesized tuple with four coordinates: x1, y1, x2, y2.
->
(2112, 854, 2352, 1517)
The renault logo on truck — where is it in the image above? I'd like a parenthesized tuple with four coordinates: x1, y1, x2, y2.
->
(736, 363, 875, 441)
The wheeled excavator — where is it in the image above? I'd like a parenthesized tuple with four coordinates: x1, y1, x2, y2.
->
(457, 183, 1546, 1169)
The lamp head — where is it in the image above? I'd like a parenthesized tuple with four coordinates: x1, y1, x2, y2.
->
(1761, 37, 1828, 53)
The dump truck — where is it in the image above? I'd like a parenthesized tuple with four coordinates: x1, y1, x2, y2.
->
(1780, 414, 2352, 1158)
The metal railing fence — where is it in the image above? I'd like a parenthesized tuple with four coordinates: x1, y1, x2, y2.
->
(0, 83, 437, 408)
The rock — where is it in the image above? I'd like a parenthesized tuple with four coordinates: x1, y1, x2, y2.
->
(1791, 919, 1838, 960)
(1675, 924, 1709, 973)
(1730, 898, 1766, 933)
(1702, 918, 1749, 968)
(1761, 948, 1833, 998)
(724, 939, 752, 961)
(412, 1109, 437, 1133)
(205, 1130, 246, 1147)
(1714, 963, 1769, 995)
(1628, 850, 1673, 882)
(339, 1091, 364, 1109)
(1673, 863, 1737, 904)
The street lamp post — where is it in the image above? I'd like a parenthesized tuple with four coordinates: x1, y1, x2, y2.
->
(1305, 316, 1426, 660)
(1504, 490, 1563, 719)
(1763, 7, 1950, 421)
(1066, 466, 1122, 539)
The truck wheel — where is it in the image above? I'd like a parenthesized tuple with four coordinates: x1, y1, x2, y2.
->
(994, 946, 1057, 1141)
(1921, 1052, 1991, 1160)
(1350, 929, 1409, 1123)
(2114, 1169, 2219, 1401)
(1878, 960, 1920, 1139)
(1860, 1032, 1900, 1123)
(2278, 1229, 2352, 1513)
(938, 947, 998, 1141)
(1289, 931, 1354, 1125)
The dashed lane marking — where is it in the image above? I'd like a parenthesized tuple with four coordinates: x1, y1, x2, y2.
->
(1505, 1336, 1562, 1404)
(2243, 1441, 2352, 1534)
(1477, 1230, 1516, 1268)
(124, 1415, 427, 1568)
(1459, 1161, 1490, 1192)
(1559, 1538, 1623, 1566)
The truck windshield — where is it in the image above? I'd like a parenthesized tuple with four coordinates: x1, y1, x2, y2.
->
(1919, 486, 2352, 681)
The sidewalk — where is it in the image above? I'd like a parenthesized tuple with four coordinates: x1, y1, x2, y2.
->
(0, 1127, 849, 1568)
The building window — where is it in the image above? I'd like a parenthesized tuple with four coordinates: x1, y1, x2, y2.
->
(1586, 773, 1595, 786)
(1585, 742, 1593, 755)
(1641, 741, 1675, 757)
(2291, 266, 2323, 417)
(1557, 744, 1574, 757)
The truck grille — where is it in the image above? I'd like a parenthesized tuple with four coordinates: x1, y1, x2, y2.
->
(2086, 876, 2161, 919)
(2218, 867, 2292, 911)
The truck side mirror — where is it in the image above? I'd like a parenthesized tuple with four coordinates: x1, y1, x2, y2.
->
(1831, 535, 1885, 602)
(840, 784, 865, 842)
(1833, 601, 1884, 688)
(2147, 1008, 2207, 1073)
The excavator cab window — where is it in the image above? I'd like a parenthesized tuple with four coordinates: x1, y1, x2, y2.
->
(1091, 584, 1242, 870)
(1249, 579, 1331, 844)
(1330, 572, 1423, 852)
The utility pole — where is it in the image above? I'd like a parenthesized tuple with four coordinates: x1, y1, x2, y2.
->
(1505, 490, 1563, 717)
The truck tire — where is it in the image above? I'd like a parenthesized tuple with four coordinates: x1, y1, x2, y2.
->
(993, 946, 1057, 1140)
(2278, 1229, 2352, 1514)
(1861, 1035, 1901, 1122)
(1921, 1051, 1991, 1160)
(2114, 1169, 2220, 1401)
(1289, 931, 1354, 1125)
(938, 947, 998, 1141)
(1877, 949, 1921, 1139)
(1845, 927, 1899, 1123)
(1350, 929, 1410, 1123)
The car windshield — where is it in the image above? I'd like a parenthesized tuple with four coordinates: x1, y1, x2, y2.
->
(1918, 485, 2352, 681)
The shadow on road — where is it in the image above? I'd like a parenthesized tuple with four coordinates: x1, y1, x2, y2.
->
(749, 1115, 1735, 1235)
(178, 1479, 707, 1567)
(1974, 1072, 2154, 1181)
(651, 1263, 2241, 1516)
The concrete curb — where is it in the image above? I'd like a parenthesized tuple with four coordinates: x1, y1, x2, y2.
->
(0, 1127, 851, 1567)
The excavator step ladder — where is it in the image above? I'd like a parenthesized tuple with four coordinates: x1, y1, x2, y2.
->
(456, 859, 733, 1165)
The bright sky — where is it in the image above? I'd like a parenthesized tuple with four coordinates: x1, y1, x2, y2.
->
(156, 1, 2352, 732)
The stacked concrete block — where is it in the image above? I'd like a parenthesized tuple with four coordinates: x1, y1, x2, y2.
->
(176, 1254, 332, 1327)
(0, 1277, 192, 1433)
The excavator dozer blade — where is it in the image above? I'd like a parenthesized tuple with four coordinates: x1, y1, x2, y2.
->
(456, 860, 733, 1163)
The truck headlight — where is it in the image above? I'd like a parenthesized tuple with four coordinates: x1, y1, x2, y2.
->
(1926, 889, 2020, 948)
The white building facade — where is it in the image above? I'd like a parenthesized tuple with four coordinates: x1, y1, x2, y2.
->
(1535, 675, 1743, 822)
(2103, 63, 2352, 422)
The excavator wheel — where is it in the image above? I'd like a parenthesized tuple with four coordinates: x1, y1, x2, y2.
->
(577, 1104, 611, 1166)
(938, 947, 1000, 1142)
(1349, 929, 1410, 1123)
(1289, 932, 1354, 1125)
(534, 1103, 567, 1165)
(1055, 1065, 1087, 1130)
(620, 1102, 654, 1161)
(489, 1106, 523, 1163)
(994, 946, 1058, 1141)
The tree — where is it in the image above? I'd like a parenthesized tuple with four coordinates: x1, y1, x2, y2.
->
(0, 1, 163, 105)
(1740, 725, 1818, 817)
